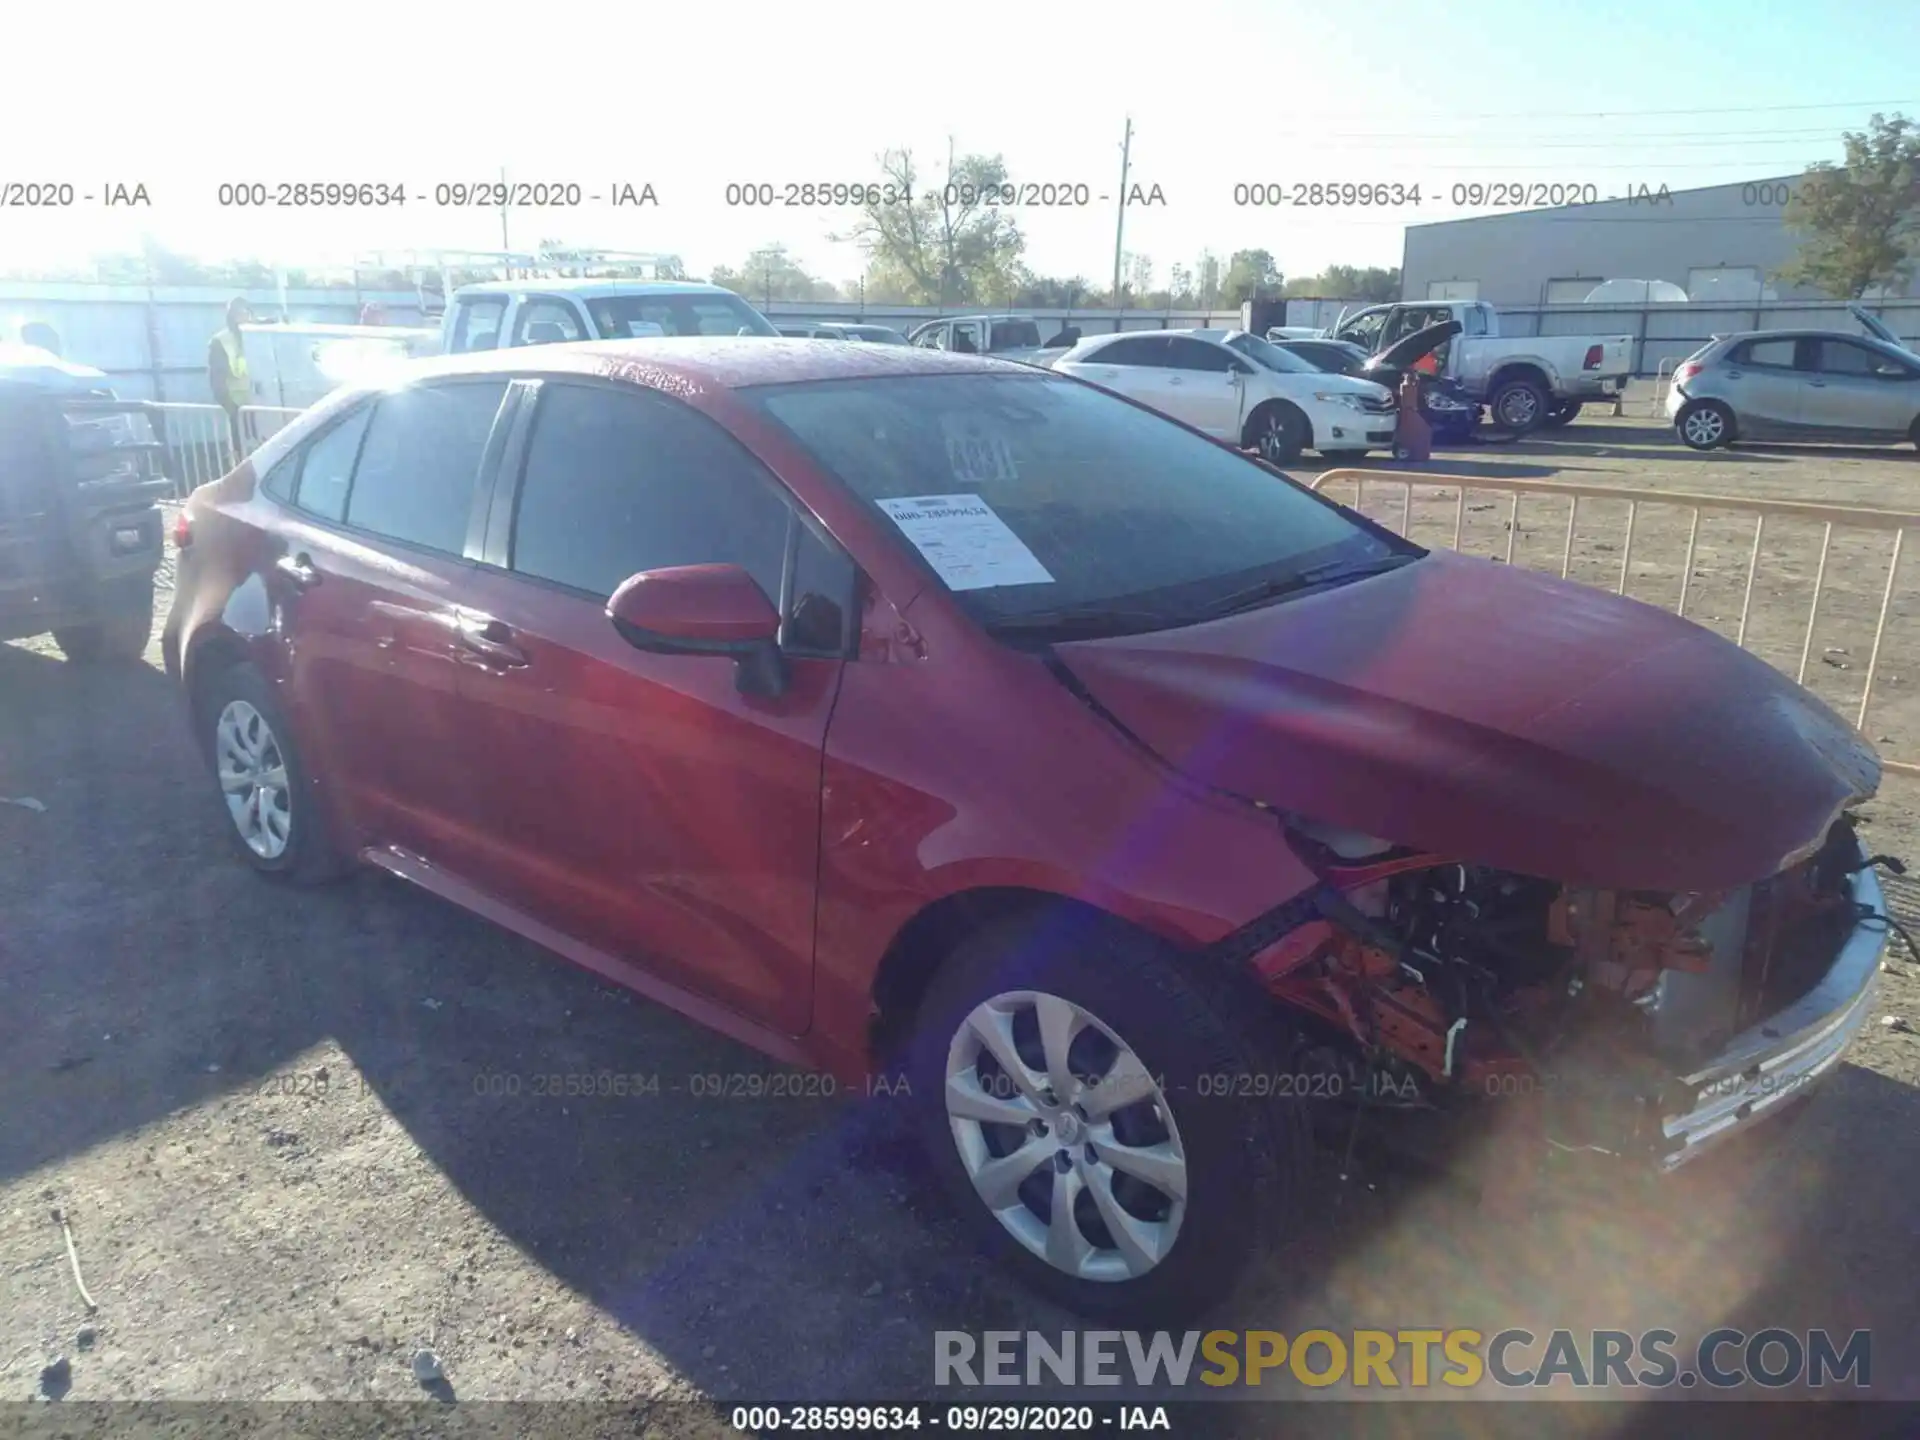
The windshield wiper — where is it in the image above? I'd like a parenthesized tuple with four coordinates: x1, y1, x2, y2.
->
(1193, 553, 1418, 621)
(983, 606, 1179, 642)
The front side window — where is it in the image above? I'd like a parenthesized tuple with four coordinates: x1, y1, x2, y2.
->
(509, 384, 789, 609)
(1816, 339, 1913, 378)
(345, 382, 508, 553)
(751, 373, 1409, 636)
(1339, 308, 1390, 352)
(291, 407, 373, 523)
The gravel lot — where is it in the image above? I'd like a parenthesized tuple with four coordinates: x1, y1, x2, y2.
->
(5, 409, 1920, 1431)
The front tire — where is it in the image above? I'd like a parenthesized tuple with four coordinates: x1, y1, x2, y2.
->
(1244, 402, 1308, 467)
(197, 662, 350, 883)
(53, 580, 154, 664)
(1676, 399, 1735, 450)
(908, 907, 1307, 1324)
(1488, 376, 1550, 433)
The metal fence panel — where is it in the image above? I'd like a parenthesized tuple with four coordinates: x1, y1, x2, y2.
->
(1310, 468, 1920, 778)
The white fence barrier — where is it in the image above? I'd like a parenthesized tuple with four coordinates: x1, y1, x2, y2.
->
(1311, 468, 1920, 778)
(149, 403, 237, 497)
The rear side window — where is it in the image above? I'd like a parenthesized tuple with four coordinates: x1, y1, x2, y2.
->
(1166, 338, 1236, 372)
(1733, 337, 1797, 369)
(514, 298, 589, 346)
(1090, 336, 1169, 367)
(449, 298, 507, 354)
(291, 408, 373, 523)
(345, 382, 508, 553)
(1817, 340, 1914, 377)
(510, 384, 791, 602)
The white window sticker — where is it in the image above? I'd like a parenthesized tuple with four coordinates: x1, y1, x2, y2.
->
(940, 414, 1019, 486)
(876, 494, 1054, 592)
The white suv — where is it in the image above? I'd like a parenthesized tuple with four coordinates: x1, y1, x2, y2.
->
(1052, 328, 1397, 465)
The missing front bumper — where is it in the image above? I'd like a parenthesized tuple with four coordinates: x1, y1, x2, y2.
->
(1655, 864, 1887, 1170)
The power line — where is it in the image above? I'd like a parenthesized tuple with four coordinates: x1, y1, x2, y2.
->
(1437, 96, 1918, 121)
(1267, 124, 1846, 144)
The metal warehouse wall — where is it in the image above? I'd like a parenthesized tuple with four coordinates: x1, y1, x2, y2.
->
(1399, 173, 1920, 309)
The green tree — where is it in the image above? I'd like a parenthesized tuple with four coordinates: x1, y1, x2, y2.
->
(1777, 113, 1920, 299)
(841, 148, 1027, 306)
(1285, 265, 1400, 301)
(1220, 249, 1283, 305)
(709, 245, 839, 303)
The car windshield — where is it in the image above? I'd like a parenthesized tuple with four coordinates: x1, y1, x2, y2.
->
(585, 293, 780, 338)
(1224, 333, 1317, 374)
(750, 372, 1412, 636)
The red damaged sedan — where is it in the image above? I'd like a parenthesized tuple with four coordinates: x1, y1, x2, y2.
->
(163, 339, 1891, 1321)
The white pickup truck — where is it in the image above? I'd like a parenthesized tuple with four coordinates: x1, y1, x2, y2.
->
(242, 281, 782, 411)
(905, 314, 1077, 368)
(1328, 299, 1633, 430)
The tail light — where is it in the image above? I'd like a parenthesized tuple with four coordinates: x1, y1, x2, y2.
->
(1674, 361, 1703, 387)
(171, 510, 192, 550)
(1582, 344, 1604, 370)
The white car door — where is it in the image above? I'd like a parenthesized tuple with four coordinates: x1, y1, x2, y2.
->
(1161, 337, 1249, 439)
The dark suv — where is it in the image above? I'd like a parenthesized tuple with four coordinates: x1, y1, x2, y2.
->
(0, 381, 168, 661)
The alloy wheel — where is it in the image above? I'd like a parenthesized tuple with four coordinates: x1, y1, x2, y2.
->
(1496, 386, 1540, 429)
(944, 989, 1188, 1282)
(1683, 407, 1727, 447)
(215, 699, 292, 859)
(1256, 411, 1294, 463)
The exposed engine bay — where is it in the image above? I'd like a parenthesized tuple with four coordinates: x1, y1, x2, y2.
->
(1247, 814, 1877, 1160)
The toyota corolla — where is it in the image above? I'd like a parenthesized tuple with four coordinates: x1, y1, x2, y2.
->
(163, 339, 1891, 1321)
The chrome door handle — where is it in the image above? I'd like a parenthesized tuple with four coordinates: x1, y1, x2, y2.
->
(274, 553, 321, 590)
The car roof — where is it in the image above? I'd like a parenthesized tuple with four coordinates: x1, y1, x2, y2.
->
(394, 336, 1029, 389)
(450, 278, 745, 299)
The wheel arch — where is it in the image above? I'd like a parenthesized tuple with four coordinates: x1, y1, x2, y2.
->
(866, 884, 1198, 1068)
(1239, 396, 1308, 450)
(1486, 361, 1553, 399)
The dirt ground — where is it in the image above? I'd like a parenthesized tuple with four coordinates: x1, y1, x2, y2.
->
(4, 408, 1920, 1433)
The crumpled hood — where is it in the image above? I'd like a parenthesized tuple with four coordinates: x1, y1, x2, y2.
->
(1054, 549, 1880, 893)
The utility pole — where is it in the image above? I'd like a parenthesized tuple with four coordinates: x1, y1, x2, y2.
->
(498, 165, 511, 260)
(1110, 117, 1132, 308)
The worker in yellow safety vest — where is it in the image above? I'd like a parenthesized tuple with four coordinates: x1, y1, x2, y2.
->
(207, 297, 252, 452)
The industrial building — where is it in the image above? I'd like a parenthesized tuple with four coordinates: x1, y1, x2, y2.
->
(1399, 172, 1920, 308)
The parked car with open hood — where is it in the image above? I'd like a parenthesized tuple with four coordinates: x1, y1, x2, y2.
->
(1054, 327, 1397, 464)
(164, 339, 1890, 1323)
(1330, 299, 1632, 431)
(1667, 303, 1920, 451)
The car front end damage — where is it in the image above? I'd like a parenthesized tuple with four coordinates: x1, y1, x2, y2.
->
(1247, 814, 1890, 1173)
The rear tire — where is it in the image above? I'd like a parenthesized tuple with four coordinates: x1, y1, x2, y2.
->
(196, 661, 351, 883)
(1676, 399, 1736, 451)
(1244, 402, 1308, 467)
(907, 906, 1309, 1324)
(52, 580, 154, 664)
(1489, 376, 1550, 433)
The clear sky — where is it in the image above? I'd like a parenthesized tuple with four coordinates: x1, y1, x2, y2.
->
(3, 0, 1917, 290)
